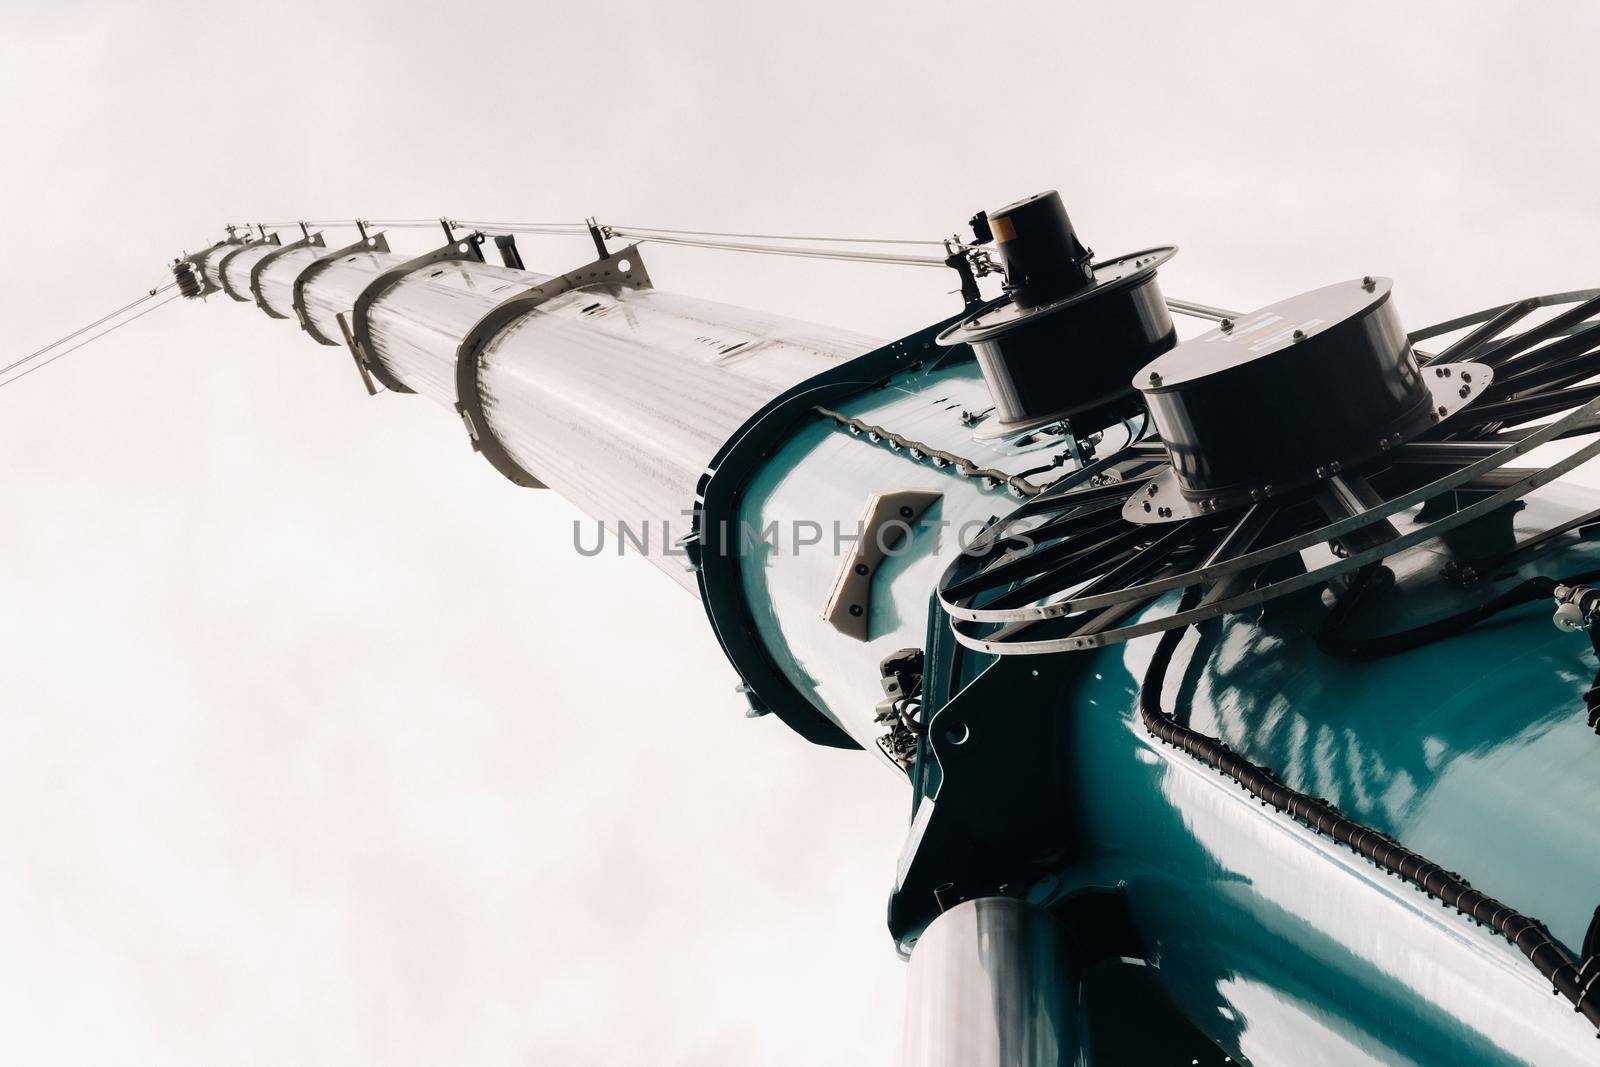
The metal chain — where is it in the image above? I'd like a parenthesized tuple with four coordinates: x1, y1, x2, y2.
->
(814, 405, 1047, 497)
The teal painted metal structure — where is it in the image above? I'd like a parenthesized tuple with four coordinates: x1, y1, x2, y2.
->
(698, 301, 1600, 1063)
(175, 211, 1600, 1062)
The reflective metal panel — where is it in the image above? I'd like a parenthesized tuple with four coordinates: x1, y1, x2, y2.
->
(300, 250, 406, 342)
(478, 287, 880, 592)
(256, 247, 327, 318)
(366, 262, 549, 407)
(200, 243, 241, 289)
(220, 243, 278, 298)
(900, 897, 1082, 1067)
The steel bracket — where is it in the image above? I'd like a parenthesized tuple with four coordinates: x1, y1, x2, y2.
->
(451, 245, 652, 488)
(344, 232, 487, 395)
(291, 232, 393, 346)
(216, 233, 281, 302)
(249, 232, 327, 318)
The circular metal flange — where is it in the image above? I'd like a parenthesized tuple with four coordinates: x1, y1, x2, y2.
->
(290, 232, 392, 346)
(1133, 277, 1452, 516)
(946, 248, 1176, 343)
(936, 287, 1600, 654)
(936, 247, 1179, 436)
(349, 234, 487, 396)
(249, 233, 327, 319)
(1123, 360, 1492, 524)
(215, 236, 280, 302)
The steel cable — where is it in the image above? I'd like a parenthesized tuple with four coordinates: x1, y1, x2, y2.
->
(1, 294, 181, 393)
(4, 283, 176, 379)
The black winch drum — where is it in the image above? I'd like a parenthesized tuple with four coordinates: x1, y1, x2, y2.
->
(1129, 277, 1488, 517)
(936, 190, 1178, 438)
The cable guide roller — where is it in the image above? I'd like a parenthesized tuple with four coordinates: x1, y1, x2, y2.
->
(175, 239, 238, 299)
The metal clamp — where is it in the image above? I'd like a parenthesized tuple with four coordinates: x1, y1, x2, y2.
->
(345, 232, 487, 395)
(452, 244, 652, 487)
(290, 232, 393, 346)
(249, 232, 327, 318)
(216, 234, 281, 302)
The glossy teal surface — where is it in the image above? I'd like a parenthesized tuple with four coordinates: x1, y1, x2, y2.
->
(734, 354, 1137, 756)
(918, 484, 1600, 1064)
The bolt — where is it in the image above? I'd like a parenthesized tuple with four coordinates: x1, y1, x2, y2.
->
(1147, 481, 1159, 496)
(848, 604, 863, 617)
(1330, 461, 1342, 473)
(1220, 318, 1234, 332)
(1379, 438, 1391, 451)
(1158, 506, 1172, 518)
(854, 563, 869, 576)
(1315, 465, 1328, 479)
(1362, 276, 1377, 291)
(1292, 329, 1307, 341)
(1250, 488, 1265, 502)
(1143, 501, 1152, 512)
(1461, 372, 1472, 383)
(1438, 405, 1449, 417)
(1263, 484, 1273, 496)
(1459, 384, 1470, 399)
(1442, 367, 1452, 377)
(899, 505, 915, 518)
(1148, 371, 1162, 386)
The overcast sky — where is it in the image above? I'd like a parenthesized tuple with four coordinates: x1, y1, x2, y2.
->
(1, 2, 1597, 1064)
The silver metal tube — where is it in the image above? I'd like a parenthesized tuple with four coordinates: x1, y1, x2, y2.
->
(299, 250, 406, 342)
(366, 261, 551, 407)
(256, 246, 328, 317)
(478, 285, 880, 591)
(188, 230, 882, 594)
(1165, 297, 1242, 323)
(221, 244, 279, 298)
(900, 897, 1084, 1067)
